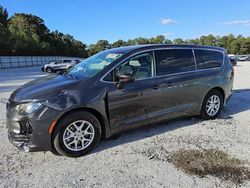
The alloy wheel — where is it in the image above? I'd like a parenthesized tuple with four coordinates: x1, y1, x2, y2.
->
(62, 120, 95, 152)
(206, 95, 221, 116)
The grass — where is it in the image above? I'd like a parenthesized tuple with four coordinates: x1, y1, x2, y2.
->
(171, 149, 250, 185)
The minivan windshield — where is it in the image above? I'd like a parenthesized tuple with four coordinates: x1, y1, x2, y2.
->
(68, 51, 123, 79)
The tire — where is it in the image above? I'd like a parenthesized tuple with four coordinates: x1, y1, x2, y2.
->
(46, 67, 53, 73)
(52, 111, 102, 157)
(200, 89, 223, 120)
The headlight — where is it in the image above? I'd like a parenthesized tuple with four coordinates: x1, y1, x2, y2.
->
(15, 100, 45, 115)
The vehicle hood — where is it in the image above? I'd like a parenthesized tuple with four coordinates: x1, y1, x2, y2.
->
(10, 74, 80, 102)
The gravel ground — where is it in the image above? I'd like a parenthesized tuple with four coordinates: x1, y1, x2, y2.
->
(0, 63, 250, 188)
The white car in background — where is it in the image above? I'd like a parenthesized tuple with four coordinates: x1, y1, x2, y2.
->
(238, 55, 249, 61)
(42, 59, 81, 73)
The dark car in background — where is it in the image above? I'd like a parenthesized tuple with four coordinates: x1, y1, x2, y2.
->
(229, 58, 237, 66)
(41, 59, 81, 73)
(6, 45, 234, 157)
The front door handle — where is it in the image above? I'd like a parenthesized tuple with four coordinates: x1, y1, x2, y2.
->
(164, 82, 173, 87)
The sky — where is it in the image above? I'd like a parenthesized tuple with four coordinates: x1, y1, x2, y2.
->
(1, 0, 250, 44)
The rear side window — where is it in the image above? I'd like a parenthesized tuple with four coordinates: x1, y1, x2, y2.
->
(63, 60, 72, 63)
(155, 49, 195, 76)
(194, 50, 223, 69)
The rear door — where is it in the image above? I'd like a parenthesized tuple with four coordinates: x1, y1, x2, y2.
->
(104, 51, 164, 130)
(154, 49, 200, 119)
(193, 49, 225, 102)
(61, 60, 72, 69)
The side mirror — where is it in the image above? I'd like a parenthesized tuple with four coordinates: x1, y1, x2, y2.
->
(116, 74, 135, 89)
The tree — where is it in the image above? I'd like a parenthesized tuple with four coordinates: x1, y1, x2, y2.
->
(1, 4, 250, 57)
(240, 38, 250, 54)
(0, 5, 8, 27)
(6, 13, 88, 57)
(0, 24, 10, 55)
(150, 35, 165, 44)
(8, 13, 50, 55)
(49, 30, 88, 57)
(173, 38, 184, 44)
(0, 5, 10, 55)
(132, 37, 150, 45)
(199, 34, 217, 46)
(88, 40, 110, 56)
(185, 39, 199, 45)
(112, 39, 126, 48)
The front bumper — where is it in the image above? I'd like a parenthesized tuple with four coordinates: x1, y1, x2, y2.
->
(6, 102, 61, 152)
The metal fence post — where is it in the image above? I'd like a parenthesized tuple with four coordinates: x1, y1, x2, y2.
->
(9, 56, 12, 68)
(17, 56, 20, 68)
(24, 56, 27, 67)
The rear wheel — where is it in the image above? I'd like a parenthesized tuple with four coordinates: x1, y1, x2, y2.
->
(52, 111, 101, 157)
(200, 90, 223, 120)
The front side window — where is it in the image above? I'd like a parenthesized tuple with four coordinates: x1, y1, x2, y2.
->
(155, 49, 195, 76)
(55, 60, 62, 64)
(69, 51, 123, 79)
(194, 50, 223, 69)
(115, 52, 154, 81)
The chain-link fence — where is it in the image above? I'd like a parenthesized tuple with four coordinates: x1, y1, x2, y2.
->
(0, 56, 81, 69)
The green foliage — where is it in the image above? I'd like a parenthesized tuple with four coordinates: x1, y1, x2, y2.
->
(112, 39, 127, 48)
(173, 38, 185, 45)
(88, 40, 110, 56)
(88, 34, 250, 55)
(0, 5, 8, 27)
(1, 4, 250, 57)
(0, 24, 10, 54)
(0, 5, 88, 57)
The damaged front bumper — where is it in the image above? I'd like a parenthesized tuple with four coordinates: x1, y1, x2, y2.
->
(6, 100, 61, 152)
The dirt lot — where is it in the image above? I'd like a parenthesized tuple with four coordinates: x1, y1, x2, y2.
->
(0, 62, 250, 188)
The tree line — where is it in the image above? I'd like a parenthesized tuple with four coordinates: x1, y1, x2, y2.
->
(1, 5, 250, 57)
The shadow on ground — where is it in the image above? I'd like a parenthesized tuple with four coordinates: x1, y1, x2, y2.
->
(92, 88, 250, 154)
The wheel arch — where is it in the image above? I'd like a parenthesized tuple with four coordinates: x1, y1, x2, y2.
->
(209, 87, 225, 103)
(200, 86, 225, 113)
(51, 107, 110, 140)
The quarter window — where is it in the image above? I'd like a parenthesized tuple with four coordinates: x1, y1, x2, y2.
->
(103, 71, 113, 82)
(194, 50, 223, 69)
(155, 49, 195, 76)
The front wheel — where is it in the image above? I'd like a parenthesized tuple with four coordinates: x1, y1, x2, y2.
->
(46, 67, 54, 73)
(53, 111, 102, 157)
(200, 90, 223, 120)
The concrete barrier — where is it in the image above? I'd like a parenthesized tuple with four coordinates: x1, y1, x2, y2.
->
(0, 56, 82, 69)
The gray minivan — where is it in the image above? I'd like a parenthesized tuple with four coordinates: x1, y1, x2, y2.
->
(6, 45, 234, 157)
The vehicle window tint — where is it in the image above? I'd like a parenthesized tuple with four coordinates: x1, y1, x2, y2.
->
(63, 60, 72, 63)
(155, 49, 195, 75)
(116, 52, 154, 80)
(194, 50, 223, 69)
(103, 71, 113, 82)
(55, 60, 62, 64)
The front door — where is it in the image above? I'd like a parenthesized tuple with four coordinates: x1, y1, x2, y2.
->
(105, 52, 164, 131)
